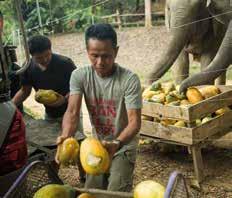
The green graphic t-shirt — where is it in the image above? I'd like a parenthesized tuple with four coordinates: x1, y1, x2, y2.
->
(70, 64, 142, 152)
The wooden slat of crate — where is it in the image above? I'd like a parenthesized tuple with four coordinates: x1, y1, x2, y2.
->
(141, 110, 232, 145)
(76, 188, 133, 198)
(189, 86, 232, 121)
(192, 110, 232, 144)
(142, 85, 232, 122)
(142, 102, 189, 121)
(141, 120, 193, 145)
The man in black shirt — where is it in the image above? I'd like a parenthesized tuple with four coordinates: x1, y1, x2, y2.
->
(12, 35, 85, 180)
(13, 36, 75, 118)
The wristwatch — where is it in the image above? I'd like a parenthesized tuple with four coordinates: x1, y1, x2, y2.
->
(112, 139, 123, 149)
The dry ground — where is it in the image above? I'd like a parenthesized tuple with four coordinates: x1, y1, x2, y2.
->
(23, 26, 232, 197)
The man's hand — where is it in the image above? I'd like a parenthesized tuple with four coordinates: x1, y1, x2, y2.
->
(101, 140, 120, 160)
(55, 135, 69, 164)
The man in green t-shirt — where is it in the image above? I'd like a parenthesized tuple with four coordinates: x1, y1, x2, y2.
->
(56, 24, 142, 192)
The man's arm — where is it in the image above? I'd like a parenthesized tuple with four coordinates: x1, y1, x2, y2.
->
(12, 85, 32, 106)
(60, 94, 82, 138)
(116, 109, 141, 144)
(102, 108, 141, 159)
(108, 73, 142, 151)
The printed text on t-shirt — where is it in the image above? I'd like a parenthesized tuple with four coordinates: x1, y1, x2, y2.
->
(89, 98, 116, 136)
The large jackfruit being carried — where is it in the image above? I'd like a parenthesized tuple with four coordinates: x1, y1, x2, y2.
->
(35, 89, 60, 105)
(33, 184, 76, 198)
(80, 137, 110, 175)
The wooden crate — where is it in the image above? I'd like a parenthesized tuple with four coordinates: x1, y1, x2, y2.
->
(141, 110, 232, 145)
(140, 85, 232, 183)
(142, 85, 232, 122)
(141, 85, 232, 145)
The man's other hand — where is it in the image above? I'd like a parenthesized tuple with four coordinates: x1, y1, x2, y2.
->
(101, 140, 120, 160)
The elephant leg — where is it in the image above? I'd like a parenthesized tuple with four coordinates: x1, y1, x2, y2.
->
(215, 71, 226, 85)
(200, 53, 215, 85)
(201, 53, 227, 85)
(171, 49, 189, 85)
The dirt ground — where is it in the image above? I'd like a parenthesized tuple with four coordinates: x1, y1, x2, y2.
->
(23, 26, 232, 197)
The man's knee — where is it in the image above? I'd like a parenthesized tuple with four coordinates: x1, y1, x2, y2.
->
(108, 150, 136, 192)
(85, 174, 107, 189)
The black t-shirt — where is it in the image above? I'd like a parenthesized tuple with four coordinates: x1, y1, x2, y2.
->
(21, 53, 76, 118)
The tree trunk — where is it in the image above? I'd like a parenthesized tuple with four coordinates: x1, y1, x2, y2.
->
(116, 9, 122, 30)
(136, 0, 140, 12)
(145, 0, 152, 28)
(92, 0, 96, 14)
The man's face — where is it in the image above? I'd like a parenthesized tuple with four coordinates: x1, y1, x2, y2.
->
(32, 49, 52, 68)
(87, 38, 118, 77)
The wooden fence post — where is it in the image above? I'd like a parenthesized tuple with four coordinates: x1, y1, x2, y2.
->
(116, 9, 122, 30)
(145, 0, 152, 28)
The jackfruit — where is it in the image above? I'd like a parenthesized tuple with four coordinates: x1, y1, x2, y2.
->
(35, 89, 59, 105)
(150, 82, 161, 91)
(80, 137, 110, 175)
(186, 87, 204, 104)
(33, 184, 76, 198)
(57, 137, 80, 166)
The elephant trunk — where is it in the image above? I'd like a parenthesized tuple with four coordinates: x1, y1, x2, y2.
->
(180, 21, 232, 93)
(147, 29, 188, 82)
(147, 1, 202, 83)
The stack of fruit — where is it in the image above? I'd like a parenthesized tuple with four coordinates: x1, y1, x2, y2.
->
(142, 82, 230, 127)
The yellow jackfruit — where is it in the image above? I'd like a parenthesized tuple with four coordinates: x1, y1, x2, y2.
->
(160, 119, 176, 126)
(80, 137, 110, 175)
(215, 107, 230, 116)
(199, 85, 220, 99)
(134, 180, 165, 198)
(202, 116, 213, 124)
(162, 82, 175, 94)
(174, 120, 186, 127)
(186, 87, 204, 104)
(78, 193, 96, 198)
(180, 99, 191, 106)
(150, 93, 166, 103)
(35, 89, 59, 105)
(57, 137, 80, 166)
(195, 119, 202, 126)
(33, 184, 75, 198)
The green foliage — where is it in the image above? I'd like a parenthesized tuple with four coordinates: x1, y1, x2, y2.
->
(0, 0, 16, 43)
(1, 0, 146, 37)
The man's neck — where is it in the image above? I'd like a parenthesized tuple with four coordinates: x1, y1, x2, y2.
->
(96, 64, 117, 78)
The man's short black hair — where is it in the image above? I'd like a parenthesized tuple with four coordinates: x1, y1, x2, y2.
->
(28, 35, 51, 55)
(85, 23, 117, 48)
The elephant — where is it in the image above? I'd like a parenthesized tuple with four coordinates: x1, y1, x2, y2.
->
(147, 0, 228, 86)
(179, 0, 232, 92)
